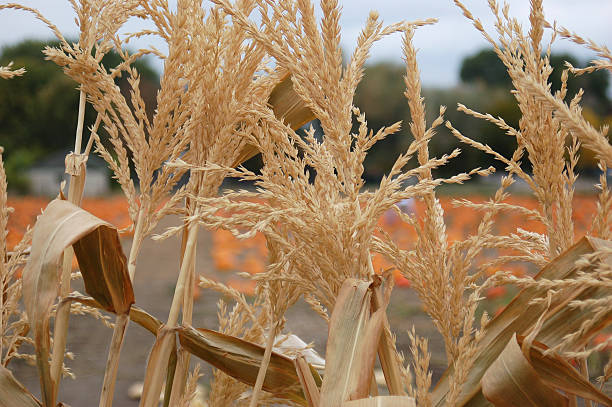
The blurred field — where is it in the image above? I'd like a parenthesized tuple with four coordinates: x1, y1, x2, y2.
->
(7, 193, 607, 405)
(8, 193, 600, 290)
(7, 192, 602, 317)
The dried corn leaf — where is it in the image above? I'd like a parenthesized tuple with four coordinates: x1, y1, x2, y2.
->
(320, 279, 387, 407)
(72, 228, 132, 315)
(234, 73, 315, 166)
(268, 73, 315, 130)
(162, 335, 178, 407)
(516, 335, 612, 405)
(23, 199, 133, 405)
(63, 292, 161, 335)
(177, 325, 318, 405)
(341, 396, 416, 407)
(129, 305, 163, 336)
(481, 334, 568, 407)
(432, 236, 612, 406)
(0, 366, 41, 407)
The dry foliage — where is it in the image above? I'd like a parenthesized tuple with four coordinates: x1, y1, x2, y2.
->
(1, 0, 612, 406)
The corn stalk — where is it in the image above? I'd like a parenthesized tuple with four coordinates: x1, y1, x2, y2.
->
(49, 89, 89, 406)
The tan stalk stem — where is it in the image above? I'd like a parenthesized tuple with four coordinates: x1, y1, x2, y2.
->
(49, 89, 87, 406)
(140, 221, 199, 407)
(368, 255, 405, 395)
(168, 221, 197, 406)
(249, 321, 279, 407)
(167, 222, 198, 333)
(99, 207, 146, 407)
(74, 90, 86, 153)
(295, 355, 320, 407)
(369, 375, 379, 396)
(128, 209, 146, 281)
(168, 350, 189, 406)
(98, 314, 129, 407)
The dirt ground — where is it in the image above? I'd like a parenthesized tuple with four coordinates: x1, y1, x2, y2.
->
(11, 215, 446, 406)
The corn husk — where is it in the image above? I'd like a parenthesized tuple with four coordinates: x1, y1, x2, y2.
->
(319, 279, 388, 407)
(481, 334, 612, 406)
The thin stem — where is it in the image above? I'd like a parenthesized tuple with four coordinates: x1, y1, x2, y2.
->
(168, 223, 199, 328)
(49, 247, 74, 394)
(98, 314, 129, 407)
(74, 89, 86, 154)
(249, 321, 279, 407)
(98, 207, 146, 406)
(168, 221, 197, 406)
(128, 209, 146, 281)
(140, 222, 199, 407)
(49, 88, 88, 406)
(295, 355, 320, 407)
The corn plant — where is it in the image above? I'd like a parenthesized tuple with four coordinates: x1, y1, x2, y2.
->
(1, 0, 612, 406)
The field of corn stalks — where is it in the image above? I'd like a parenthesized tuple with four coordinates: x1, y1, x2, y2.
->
(1, 0, 612, 406)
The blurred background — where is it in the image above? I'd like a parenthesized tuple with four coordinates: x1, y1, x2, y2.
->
(0, 0, 611, 194)
(1, 2, 612, 405)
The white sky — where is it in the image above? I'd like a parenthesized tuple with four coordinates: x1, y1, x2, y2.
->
(0, 0, 610, 88)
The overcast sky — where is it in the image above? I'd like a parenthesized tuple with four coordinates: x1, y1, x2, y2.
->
(0, 0, 610, 88)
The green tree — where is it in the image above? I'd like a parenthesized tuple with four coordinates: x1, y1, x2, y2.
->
(353, 63, 411, 180)
(460, 48, 611, 114)
(548, 53, 610, 113)
(0, 39, 159, 192)
(460, 49, 512, 88)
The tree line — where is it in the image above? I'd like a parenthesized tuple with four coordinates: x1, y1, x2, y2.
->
(1, 40, 610, 192)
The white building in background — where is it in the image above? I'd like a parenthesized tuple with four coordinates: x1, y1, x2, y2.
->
(27, 150, 110, 196)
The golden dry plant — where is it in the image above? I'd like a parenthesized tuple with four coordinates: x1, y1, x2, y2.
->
(0, 0, 612, 406)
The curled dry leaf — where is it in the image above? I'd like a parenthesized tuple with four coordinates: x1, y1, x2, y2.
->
(72, 222, 133, 315)
(22, 199, 133, 406)
(233, 73, 316, 167)
(518, 335, 612, 405)
(177, 325, 320, 406)
(481, 334, 569, 407)
(482, 334, 612, 406)
(432, 236, 612, 406)
(268, 73, 316, 130)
